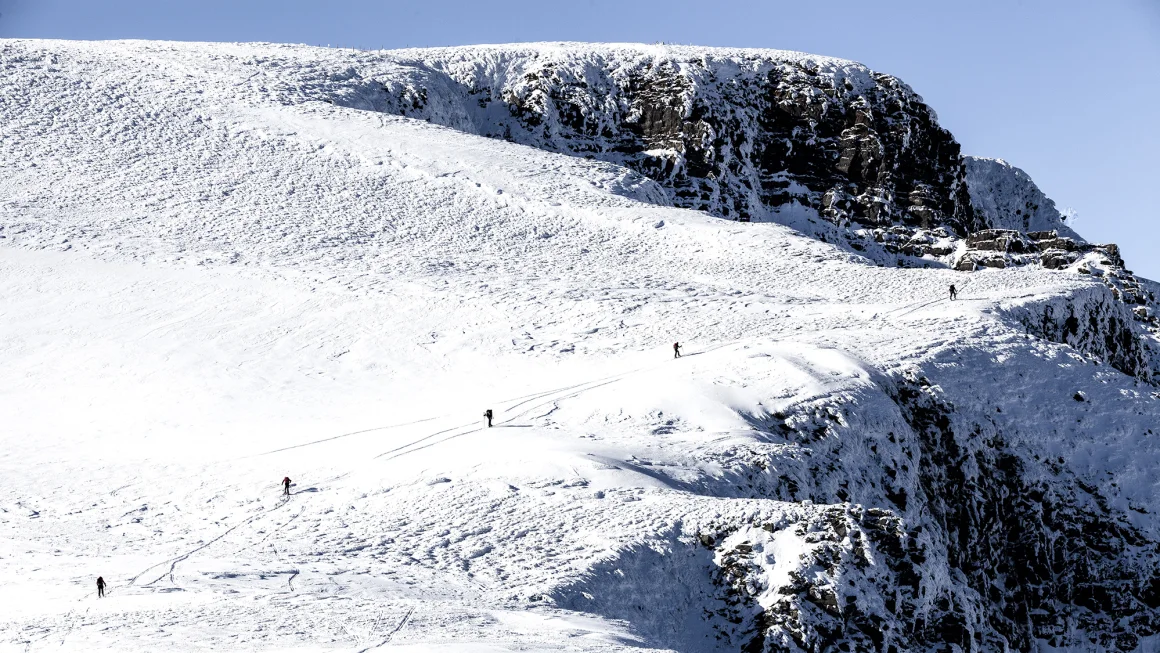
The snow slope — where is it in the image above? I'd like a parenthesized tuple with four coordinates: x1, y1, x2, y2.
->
(2, 39, 1160, 652)
(964, 156, 1082, 239)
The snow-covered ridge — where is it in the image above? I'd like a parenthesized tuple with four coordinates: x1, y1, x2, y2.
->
(28, 36, 1147, 362)
(321, 40, 969, 234)
(964, 156, 1080, 239)
(388, 41, 878, 78)
(3, 39, 1160, 652)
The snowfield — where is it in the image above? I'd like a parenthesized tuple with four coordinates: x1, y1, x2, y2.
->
(2, 40, 1160, 652)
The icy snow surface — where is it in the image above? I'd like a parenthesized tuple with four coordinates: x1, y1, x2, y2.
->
(2, 39, 1159, 651)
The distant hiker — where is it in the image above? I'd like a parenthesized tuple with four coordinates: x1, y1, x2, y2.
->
(96, 576, 105, 598)
(949, 284, 958, 301)
(673, 342, 682, 358)
(484, 409, 493, 428)
(282, 476, 291, 497)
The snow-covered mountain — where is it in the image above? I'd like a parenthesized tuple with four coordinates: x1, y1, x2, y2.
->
(2, 39, 1160, 652)
(963, 157, 1080, 240)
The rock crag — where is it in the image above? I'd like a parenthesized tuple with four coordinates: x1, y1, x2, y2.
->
(330, 43, 1159, 378)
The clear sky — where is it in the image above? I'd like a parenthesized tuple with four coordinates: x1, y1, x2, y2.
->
(3, 0, 1158, 279)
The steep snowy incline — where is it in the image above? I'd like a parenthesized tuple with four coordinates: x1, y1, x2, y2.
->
(0, 40, 1093, 310)
(2, 39, 1160, 652)
(963, 156, 1081, 239)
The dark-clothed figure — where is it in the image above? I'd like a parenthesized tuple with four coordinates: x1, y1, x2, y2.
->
(949, 284, 958, 301)
(673, 342, 682, 358)
(282, 476, 291, 496)
(484, 409, 493, 428)
(97, 576, 105, 598)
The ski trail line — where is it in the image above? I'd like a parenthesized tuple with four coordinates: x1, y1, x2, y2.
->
(253, 379, 600, 459)
(254, 416, 441, 457)
(318, 342, 745, 477)
(355, 606, 414, 653)
(369, 372, 644, 461)
(887, 278, 973, 318)
(372, 421, 477, 459)
(233, 508, 302, 556)
(373, 372, 642, 461)
(375, 370, 665, 463)
(269, 543, 299, 592)
(57, 606, 89, 649)
(369, 340, 745, 463)
(129, 495, 293, 588)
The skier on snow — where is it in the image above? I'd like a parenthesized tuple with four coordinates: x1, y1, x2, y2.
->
(96, 576, 106, 598)
(282, 476, 291, 497)
(673, 342, 682, 358)
(949, 284, 958, 301)
(484, 409, 493, 428)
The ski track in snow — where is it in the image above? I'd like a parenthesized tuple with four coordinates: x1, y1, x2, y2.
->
(1, 38, 1159, 652)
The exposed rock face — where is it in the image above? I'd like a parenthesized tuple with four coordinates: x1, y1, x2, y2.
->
(954, 228, 1117, 272)
(948, 228, 1160, 366)
(953, 159, 1160, 338)
(323, 44, 981, 235)
(328, 47, 1148, 299)
(1010, 287, 1159, 381)
(318, 46, 1142, 277)
(886, 374, 1160, 652)
(552, 370, 1160, 652)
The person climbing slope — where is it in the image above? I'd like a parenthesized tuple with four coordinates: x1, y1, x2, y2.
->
(673, 342, 682, 358)
(282, 476, 291, 497)
(96, 576, 105, 598)
(949, 284, 958, 301)
(484, 409, 493, 428)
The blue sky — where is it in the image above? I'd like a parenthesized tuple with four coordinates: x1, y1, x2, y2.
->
(3, 0, 1158, 279)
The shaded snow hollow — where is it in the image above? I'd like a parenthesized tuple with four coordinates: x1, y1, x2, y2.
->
(2, 39, 1160, 652)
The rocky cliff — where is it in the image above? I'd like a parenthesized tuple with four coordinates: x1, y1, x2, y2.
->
(317, 43, 1158, 378)
(547, 358, 1160, 652)
(321, 44, 981, 238)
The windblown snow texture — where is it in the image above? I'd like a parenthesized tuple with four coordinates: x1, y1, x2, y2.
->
(326, 43, 982, 234)
(963, 156, 1081, 239)
(2, 39, 1160, 653)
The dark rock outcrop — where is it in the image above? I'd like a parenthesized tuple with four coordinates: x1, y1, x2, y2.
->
(321, 45, 982, 237)
(1011, 289, 1159, 381)
(562, 367, 1160, 652)
(889, 374, 1160, 652)
(953, 229, 1120, 273)
(724, 373, 1160, 651)
(323, 46, 1154, 323)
